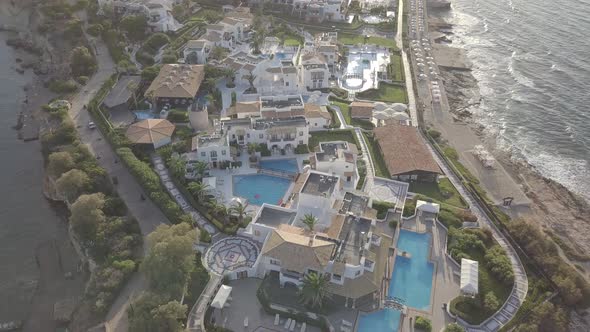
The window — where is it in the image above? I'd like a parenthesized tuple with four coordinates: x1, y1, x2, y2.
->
(314, 123, 317, 126)
(200, 152, 206, 157)
(299, 131, 303, 136)
(286, 82, 289, 86)
(355, 270, 361, 276)
(259, 134, 264, 139)
(221, 150, 226, 155)
(299, 140, 303, 145)
(210, 151, 217, 157)
(332, 274, 342, 281)
(270, 259, 280, 266)
(232, 134, 236, 139)
(247, 133, 250, 138)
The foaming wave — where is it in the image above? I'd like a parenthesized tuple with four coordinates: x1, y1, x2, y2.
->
(507, 58, 536, 89)
(525, 152, 590, 201)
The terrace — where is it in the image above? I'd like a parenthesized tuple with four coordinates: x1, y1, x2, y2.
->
(255, 205, 298, 228)
(301, 172, 339, 197)
(252, 117, 308, 130)
(335, 215, 373, 266)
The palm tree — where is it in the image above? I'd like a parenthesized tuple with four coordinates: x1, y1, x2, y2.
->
(300, 213, 318, 232)
(168, 154, 186, 180)
(194, 161, 208, 179)
(187, 181, 209, 202)
(223, 68, 237, 85)
(209, 199, 228, 221)
(299, 272, 331, 310)
(229, 200, 249, 225)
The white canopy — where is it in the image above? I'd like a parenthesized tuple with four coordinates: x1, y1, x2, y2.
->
(211, 285, 233, 309)
(203, 177, 216, 190)
(460, 258, 479, 295)
(416, 200, 440, 214)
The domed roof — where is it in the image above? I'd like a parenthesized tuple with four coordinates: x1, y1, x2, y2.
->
(390, 103, 408, 112)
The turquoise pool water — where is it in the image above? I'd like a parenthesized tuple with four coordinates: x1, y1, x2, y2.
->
(134, 111, 157, 120)
(259, 159, 298, 173)
(357, 230, 434, 331)
(233, 174, 291, 205)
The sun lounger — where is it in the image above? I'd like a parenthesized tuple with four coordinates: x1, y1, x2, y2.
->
(244, 316, 248, 328)
(340, 327, 351, 332)
(342, 320, 353, 327)
(285, 318, 292, 329)
(289, 320, 296, 331)
(301, 322, 307, 332)
(274, 314, 280, 326)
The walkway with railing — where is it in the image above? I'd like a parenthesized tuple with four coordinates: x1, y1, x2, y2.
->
(186, 274, 223, 332)
(257, 167, 297, 180)
(423, 136, 528, 332)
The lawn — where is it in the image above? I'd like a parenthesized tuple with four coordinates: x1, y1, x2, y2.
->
(330, 100, 351, 124)
(362, 132, 390, 178)
(409, 178, 468, 209)
(326, 106, 341, 128)
(356, 82, 408, 103)
(284, 37, 301, 46)
(309, 130, 360, 151)
(338, 33, 397, 49)
(389, 53, 404, 82)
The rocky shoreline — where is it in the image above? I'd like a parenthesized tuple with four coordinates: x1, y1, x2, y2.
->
(428, 2, 590, 292)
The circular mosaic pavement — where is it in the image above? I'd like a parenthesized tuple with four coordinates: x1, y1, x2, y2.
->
(204, 237, 260, 275)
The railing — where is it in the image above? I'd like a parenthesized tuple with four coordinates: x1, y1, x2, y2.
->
(258, 168, 297, 180)
(186, 274, 223, 332)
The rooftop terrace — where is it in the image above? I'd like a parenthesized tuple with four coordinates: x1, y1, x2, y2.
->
(255, 205, 297, 228)
(253, 117, 308, 130)
(301, 172, 339, 197)
(336, 215, 373, 265)
(260, 95, 304, 109)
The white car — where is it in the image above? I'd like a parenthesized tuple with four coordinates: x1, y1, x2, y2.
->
(88, 121, 96, 129)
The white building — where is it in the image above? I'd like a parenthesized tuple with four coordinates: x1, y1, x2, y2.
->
(259, 95, 305, 119)
(299, 53, 330, 89)
(310, 141, 359, 189)
(223, 116, 309, 152)
(98, 0, 183, 32)
(184, 131, 233, 167)
(304, 104, 332, 131)
(183, 40, 211, 64)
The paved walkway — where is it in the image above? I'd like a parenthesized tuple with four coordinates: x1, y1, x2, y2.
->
(424, 140, 528, 332)
(152, 155, 218, 235)
(330, 104, 349, 129)
(354, 127, 375, 191)
(396, 0, 418, 127)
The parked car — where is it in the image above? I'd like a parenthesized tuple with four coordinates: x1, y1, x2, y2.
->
(88, 121, 96, 129)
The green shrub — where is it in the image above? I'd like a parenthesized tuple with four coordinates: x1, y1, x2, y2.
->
(389, 220, 398, 229)
(76, 76, 89, 85)
(167, 109, 189, 123)
(414, 316, 432, 332)
(48, 79, 78, 94)
(372, 200, 395, 219)
(88, 23, 103, 37)
(104, 196, 128, 216)
(199, 229, 211, 243)
(294, 144, 309, 154)
(143, 33, 170, 54)
(444, 323, 464, 332)
(484, 245, 515, 285)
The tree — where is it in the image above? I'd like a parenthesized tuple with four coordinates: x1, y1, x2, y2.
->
(168, 154, 186, 180)
(247, 142, 259, 155)
(244, 71, 256, 91)
(70, 46, 97, 77)
(483, 292, 500, 312)
(300, 213, 318, 232)
(70, 193, 106, 242)
(47, 151, 75, 177)
(298, 272, 331, 309)
(229, 200, 249, 225)
(187, 181, 209, 202)
(128, 292, 187, 332)
(554, 275, 583, 306)
(194, 161, 208, 179)
(120, 15, 148, 41)
(141, 223, 197, 297)
(209, 46, 228, 61)
(443, 323, 464, 332)
(127, 80, 139, 107)
(209, 200, 228, 220)
(223, 68, 237, 85)
(414, 316, 432, 332)
(56, 169, 90, 203)
(141, 65, 161, 81)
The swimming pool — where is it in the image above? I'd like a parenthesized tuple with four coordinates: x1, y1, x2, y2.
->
(259, 159, 299, 173)
(357, 230, 434, 331)
(134, 111, 157, 120)
(233, 174, 291, 206)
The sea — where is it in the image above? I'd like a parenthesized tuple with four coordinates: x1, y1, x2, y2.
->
(438, 0, 590, 201)
(0, 39, 65, 320)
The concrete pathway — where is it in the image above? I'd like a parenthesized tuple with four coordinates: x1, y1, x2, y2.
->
(329, 104, 349, 129)
(353, 128, 375, 191)
(152, 155, 218, 235)
(424, 140, 528, 332)
(395, 0, 418, 127)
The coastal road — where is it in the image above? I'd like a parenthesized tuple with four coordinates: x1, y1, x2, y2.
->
(65, 18, 169, 331)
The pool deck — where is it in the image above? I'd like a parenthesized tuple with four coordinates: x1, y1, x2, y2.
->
(207, 152, 310, 214)
(397, 213, 460, 331)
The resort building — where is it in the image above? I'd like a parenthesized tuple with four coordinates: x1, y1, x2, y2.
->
(97, 0, 183, 32)
(304, 104, 333, 131)
(183, 40, 211, 64)
(125, 119, 175, 149)
(227, 101, 261, 119)
(184, 131, 233, 167)
(144, 64, 205, 109)
(261, 0, 349, 23)
(373, 124, 442, 182)
(310, 141, 359, 188)
(372, 102, 410, 127)
(299, 53, 330, 90)
(223, 116, 309, 152)
(259, 95, 305, 119)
